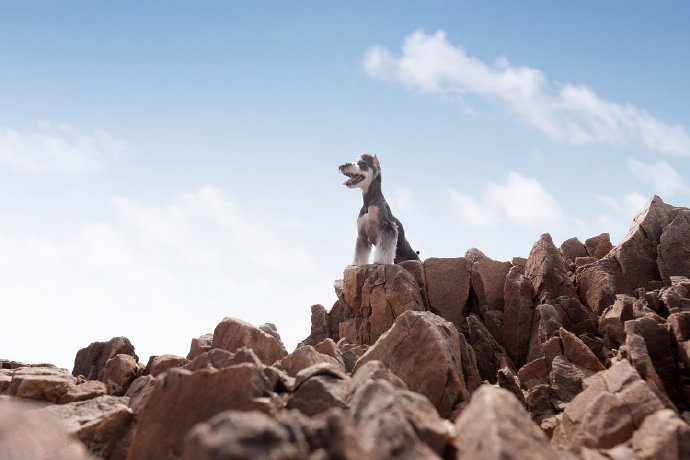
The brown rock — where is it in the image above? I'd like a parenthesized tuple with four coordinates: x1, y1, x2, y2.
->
(454, 386, 559, 460)
(0, 400, 94, 459)
(497, 367, 527, 408)
(559, 328, 604, 373)
(526, 304, 563, 363)
(186, 333, 213, 361)
(145, 354, 189, 377)
(584, 233, 614, 260)
(183, 410, 309, 460)
(517, 357, 549, 390)
(525, 233, 578, 304)
(313, 338, 345, 367)
(298, 304, 330, 347)
(125, 375, 156, 414)
(42, 395, 133, 459)
(631, 409, 690, 460)
(59, 379, 108, 404)
(465, 249, 512, 314)
(353, 310, 476, 417)
(72, 336, 138, 380)
(338, 264, 427, 345)
(502, 265, 536, 366)
(186, 348, 236, 371)
(560, 237, 588, 263)
(8, 366, 77, 402)
(668, 311, 690, 369)
(466, 313, 512, 383)
(349, 360, 408, 396)
(287, 364, 349, 416)
(625, 331, 675, 409)
(549, 355, 585, 405)
(278, 345, 345, 377)
(423, 257, 471, 330)
(398, 259, 430, 308)
(128, 364, 276, 460)
(212, 317, 287, 365)
(526, 384, 555, 424)
(552, 296, 598, 337)
(259, 323, 285, 349)
(98, 354, 140, 396)
(599, 294, 658, 349)
(657, 211, 690, 284)
(552, 360, 665, 450)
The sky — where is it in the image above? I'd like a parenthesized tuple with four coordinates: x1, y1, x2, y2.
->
(1, 2, 689, 369)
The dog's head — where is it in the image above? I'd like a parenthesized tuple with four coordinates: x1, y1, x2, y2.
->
(339, 154, 381, 191)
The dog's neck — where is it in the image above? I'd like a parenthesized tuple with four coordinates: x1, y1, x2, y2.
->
(361, 175, 385, 207)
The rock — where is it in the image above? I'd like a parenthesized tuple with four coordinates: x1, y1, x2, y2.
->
(59, 380, 108, 404)
(631, 409, 690, 460)
(337, 264, 427, 345)
(0, 400, 94, 459)
(398, 259, 430, 308)
(72, 336, 138, 380)
(259, 323, 285, 349)
(657, 211, 690, 284)
(128, 363, 277, 460)
(125, 375, 156, 414)
(466, 314, 512, 383)
(502, 266, 535, 366)
(313, 338, 345, 367)
(584, 233, 613, 260)
(7, 366, 77, 403)
(525, 233, 578, 304)
(454, 386, 559, 460)
(301, 409, 363, 459)
(186, 333, 213, 361)
(349, 360, 408, 396)
(212, 317, 287, 365)
(559, 328, 604, 373)
(278, 345, 345, 377)
(145, 354, 189, 377)
(659, 282, 690, 315)
(526, 304, 563, 363)
(549, 355, 585, 405)
(99, 354, 140, 396)
(183, 410, 309, 460)
(526, 384, 555, 424)
(465, 249, 512, 314)
(668, 312, 690, 369)
(598, 295, 657, 349)
(624, 331, 675, 409)
(560, 237, 587, 263)
(552, 296, 598, 337)
(353, 310, 478, 417)
(186, 348, 237, 371)
(423, 257, 472, 330)
(287, 364, 349, 416)
(42, 395, 133, 459)
(298, 304, 330, 347)
(552, 360, 666, 451)
(517, 357, 549, 390)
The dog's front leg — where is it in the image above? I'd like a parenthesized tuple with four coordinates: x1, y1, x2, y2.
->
(373, 224, 398, 265)
(354, 236, 371, 265)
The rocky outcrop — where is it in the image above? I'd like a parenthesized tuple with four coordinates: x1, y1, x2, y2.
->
(72, 336, 138, 380)
(212, 317, 287, 365)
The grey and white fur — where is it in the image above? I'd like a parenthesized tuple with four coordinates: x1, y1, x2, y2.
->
(339, 154, 420, 265)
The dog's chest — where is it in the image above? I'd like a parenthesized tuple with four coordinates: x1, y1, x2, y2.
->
(357, 205, 381, 243)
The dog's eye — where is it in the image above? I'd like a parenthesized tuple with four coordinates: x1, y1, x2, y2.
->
(357, 160, 368, 170)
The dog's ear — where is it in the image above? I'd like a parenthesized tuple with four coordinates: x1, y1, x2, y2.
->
(373, 154, 381, 173)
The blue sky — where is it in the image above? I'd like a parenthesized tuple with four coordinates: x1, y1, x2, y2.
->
(1, 2, 689, 368)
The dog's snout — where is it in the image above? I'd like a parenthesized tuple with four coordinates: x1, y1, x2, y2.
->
(338, 163, 350, 172)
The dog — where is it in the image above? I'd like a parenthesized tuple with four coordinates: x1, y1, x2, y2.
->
(339, 154, 420, 265)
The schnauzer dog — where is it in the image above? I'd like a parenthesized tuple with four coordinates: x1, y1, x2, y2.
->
(339, 154, 420, 265)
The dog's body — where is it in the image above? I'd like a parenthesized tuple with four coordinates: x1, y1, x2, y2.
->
(339, 154, 420, 265)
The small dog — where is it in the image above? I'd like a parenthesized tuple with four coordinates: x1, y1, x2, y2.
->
(339, 154, 420, 265)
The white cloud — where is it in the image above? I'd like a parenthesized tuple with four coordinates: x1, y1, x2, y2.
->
(0, 122, 126, 175)
(364, 30, 690, 155)
(449, 172, 562, 229)
(0, 186, 331, 368)
(596, 192, 649, 243)
(628, 158, 686, 197)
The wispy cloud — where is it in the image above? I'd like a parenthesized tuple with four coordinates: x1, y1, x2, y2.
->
(448, 172, 562, 228)
(364, 30, 690, 155)
(0, 122, 126, 175)
(628, 158, 686, 197)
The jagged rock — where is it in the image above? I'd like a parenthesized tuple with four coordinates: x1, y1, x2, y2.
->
(353, 310, 478, 417)
(125, 375, 156, 414)
(183, 410, 310, 460)
(542, 336, 562, 370)
(300, 409, 363, 459)
(313, 338, 345, 367)
(454, 386, 560, 460)
(549, 355, 585, 405)
(577, 196, 688, 313)
(657, 212, 690, 284)
(350, 379, 449, 459)
(525, 233, 578, 304)
(559, 328, 604, 373)
(7, 366, 77, 402)
(212, 317, 287, 365)
(398, 259, 430, 308)
(299, 304, 331, 347)
(659, 281, 690, 314)
(502, 265, 535, 366)
(560, 237, 587, 263)
(59, 380, 108, 404)
(278, 345, 345, 377)
(552, 296, 598, 337)
(128, 363, 277, 460)
(624, 331, 675, 409)
(287, 363, 349, 416)
(585, 233, 614, 260)
(631, 409, 690, 459)
(668, 311, 690, 369)
(42, 395, 133, 459)
(99, 354, 140, 396)
(186, 348, 237, 371)
(466, 313, 512, 383)
(259, 323, 285, 349)
(526, 304, 563, 363)
(337, 264, 426, 345)
(464, 248, 512, 316)
(145, 354, 189, 377)
(599, 294, 659, 349)
(72, 337, 138, 380)
(517, 357, 549, 390)
(497, 366, 527, 407)
(349, 360, 408, 396)
(526, 384, 555, 425)
(0, 400, 94, 459)
(423, 257, 471, 330)
(552, 360, 666, 451)
(186, 333, 213, 361)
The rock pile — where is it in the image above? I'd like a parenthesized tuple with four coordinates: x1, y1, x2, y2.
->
(2, 195, 690, 459)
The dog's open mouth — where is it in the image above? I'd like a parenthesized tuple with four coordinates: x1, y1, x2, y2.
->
(343, 172, 365, 186)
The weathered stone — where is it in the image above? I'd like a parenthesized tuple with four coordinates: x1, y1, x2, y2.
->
(599, 294, 658, 349)
(657, 211, 690, 285)
(423, 257, 472, 330)
(542, 336, 562, 370)
(59, 379, 108, 404)
(466, 313, 512, 383)
(668, 311, 690, 369)
(549, 355, 585, 405)
(287, 364, 349, 416)
(353, 310, 477, 417)
(7, 366, 77, 403)
(212, 317, 287, 365)
(625, 331, 675, 409)
(125, 375, 156, 414)
(278, 345, 345, 377)
(497, 367, 527, 408)
(659, 283, 690, 315)
(299, 304, 331, 347)
(0, 400, 93, 459)
(313, 338, 344, 366)
(584, 233, 614, 260)
(145, 354, 189, 377)
(454, 386, 559, 460)
(186, 348, 236, 371)
(560, 237, 587, 263)
(99, 354, 140, 396)
(465, 249, 512, 315)
(525, 233, 578, 304)
(559, 328, 604, 373)
(517, 357, 549, 390)
(128, 364, 276, 460)
(73, 337, 138, 380)
(43, 395, 133, 459)
(398, 259, 430, 308)
(186, 333, 213, 361)
(349, 360, 408, 396)
(526, 304, 563, 363)
(183, 410, 310, 460)
(631, 409, 690, 460)
(259, 323, 285, 349)
(552, 296, 598, 338)
(526, 384, 554, 424)
(502, 265, 535, 366)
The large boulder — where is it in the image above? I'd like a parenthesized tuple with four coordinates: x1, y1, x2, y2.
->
(422, 257, 472, 330)
(657, 211, 690, 284)
(631, 409, 690, 459)
(502, 265, 536, 366)
(99, 354, 140, 395)
(72, 337, 138, 380)
(7, 367, 77, 403)
(465, 248, 512, 315)
(212, 317, 287, 365)
(353, 310, 479, 417)
(525, 233, 578, 304)
(287, 363, 349, 416)
(277, 345, 344, 377)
